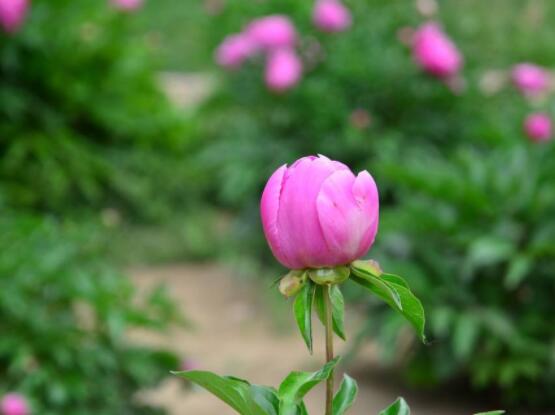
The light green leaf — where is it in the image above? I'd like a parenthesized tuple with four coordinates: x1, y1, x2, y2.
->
(504, 255, 531, 289)
(332, 374, 358, 415)
(380, 273, 410, 288)
(453, 314, 480, 360)
(173, 370, 268, 415)
(474, 411, 505, 415)
(278, 357, 341, 414)
(378, 397, 410, 415)
(314, 285, 346, 340)
(294, 281, 315, 353)
(249, 385, 279, 415)
(351, 264, 426, 343)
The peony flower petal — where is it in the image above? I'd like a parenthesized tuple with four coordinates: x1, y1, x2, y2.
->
(316, 169, 379, 264)
(277, 156, 340, 268)
(260, 164, 292, 268)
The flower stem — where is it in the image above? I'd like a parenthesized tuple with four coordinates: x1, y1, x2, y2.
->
(323, 284, 334, 415)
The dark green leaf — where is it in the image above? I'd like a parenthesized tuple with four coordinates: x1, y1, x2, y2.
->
(378, 397, 410, 415)
(332, 374, 358, 415)
(278, 357, 341, 414)
(294, 281, 315, 353)
(351, 264, 426, 343)
(173, 370, 267, 415)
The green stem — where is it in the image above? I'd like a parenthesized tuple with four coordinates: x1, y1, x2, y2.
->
(324, 284, 334, 415)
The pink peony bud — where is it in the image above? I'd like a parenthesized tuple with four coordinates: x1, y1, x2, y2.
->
(1, 394, 29, 415)
(260, 155, 379, 269)
(111, 0, 143, 12)
(246, 15, 296, 50)
(312, 0, 352, 33)
(512, 63, 550, 97)
(0, 0, 28, 33)
(215, 33, 258, 70)
(265, 48, 302, 92)
(524, 113, 552, 142)
(412, 22, 462, 78)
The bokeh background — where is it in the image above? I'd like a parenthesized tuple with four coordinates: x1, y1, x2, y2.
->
(2, 0, 555, 414)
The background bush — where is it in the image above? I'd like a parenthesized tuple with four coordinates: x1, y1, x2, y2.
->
(0, 0, 198, 412)
(190, 0, 555, 407)
(0, 214, 182, 415)
(0, 0, 205, 222)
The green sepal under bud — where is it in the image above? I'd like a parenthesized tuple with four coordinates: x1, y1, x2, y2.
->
(308, 266, 350, 285)
(279, 270, 308, 297)
(351, 259, 383, 276)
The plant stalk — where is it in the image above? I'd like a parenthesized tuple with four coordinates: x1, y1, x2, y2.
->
(323, 284, 334, 415)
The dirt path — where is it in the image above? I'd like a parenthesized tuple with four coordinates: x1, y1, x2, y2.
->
(131, 264, 475, 415)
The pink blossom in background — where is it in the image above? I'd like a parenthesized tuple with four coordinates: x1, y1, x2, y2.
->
(1, 394, 29, 415)
(412, 22, 462, 78)
(246, 15, 296, 50)
(111, 0, 143, 12)
(215, 33, 258, 70)
(512, 63, 550, 96)
(524, 113, 552, 142)
(0, 0, 28, 34)
(313, 0, 352, 33)
(260, 155, 379, 269)
(265, 48, 302, 92)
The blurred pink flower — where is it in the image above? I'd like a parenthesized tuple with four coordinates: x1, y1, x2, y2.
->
(111, 0, 143, 12)
(313, 0, 352, 33)
(1, 394, 29, 415)
(246, 15, 296, 50)
(260, 155, 379, 269)
(215, 33, 258, 70)
(524, 113, 552, 142)
(412, 22, 462, 78)
(512, 63, 550, 96)
(265, 48, 302, 92)
(0, 0, 28, 33)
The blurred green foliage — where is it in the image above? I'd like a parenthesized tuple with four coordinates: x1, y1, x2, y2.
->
(190, 0, 555, 407)
(0, 1, 201, 412)
(0, 214, 182, 415)
(0, 0, 204, 222)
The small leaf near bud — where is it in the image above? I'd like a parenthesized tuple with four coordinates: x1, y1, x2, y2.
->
(308, 266, 350, 285)
(279, 270, 307, 297)
(351, 259, 383, 277)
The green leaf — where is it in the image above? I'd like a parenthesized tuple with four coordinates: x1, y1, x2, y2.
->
(378, 397, 410, 415)
(453, 314, 480, 360)
(332, 374, 358, 415)
(330, 285, 346, 340)
(380, 273, 410, 288)
(250, 385, 279, 415)
(351, 264, 426, 343)
(172, 370, 268, 415)
(278, 357, 341, 414)
(314, 285, 346, 340)
(504, 255, 531, 289)
(474, 411, 505, 415)
(294, 281, 315, 353)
